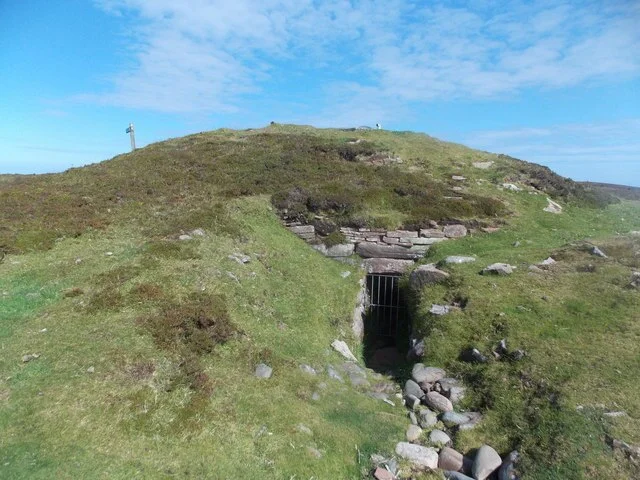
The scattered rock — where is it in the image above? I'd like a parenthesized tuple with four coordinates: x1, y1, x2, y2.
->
(473, 161, 494, 169)
(443, 255, 476, 264)
(190, 228, 206, 236)
(443, 225, 468, 238)
(459, 412, 483, 431)
(296, 424, 313, 435)
(439, 447, 465, 471)
(609, 437, 640, 458)
(178, 234, 192, 241)
(327, 365, 344, 382)
(373, 467, 396, 480)
(406, 424, 423, 442)
(342, 362, 369, 387)
(591, 246, 607, 258)
(407, 339, 425, 361)
(254, 363, 273, 379)
(311, 392, 321, 401)
(418, 409, 438, 428)
(340, 271, 351, 278)
(87, 366, 95, 374)
(603, 410, 626, 417)
(473, 445, 502, 480)
(452, 175, 466, 181)
(404, 379, 425, 399)
(543, 198, 562, 214)
(412, 364, 446, 384)
(105, 251, 114, 256)
(424, 391, 454, 412)
(538, 257, 556, 266)
(331, 339, 358, 362)
(307, 446, 323, 459)
(404, 394, 421, 410)
(408, 411, 418, 425)
(299, 364, 317, 375)
(21, 353, 40, 363)
(460, 348, 488, 363)
(448, 386, 466, 404)
(395, 442, 439, 469)
(498, 450, 520, 480)
(631, 272, 640, 288)
(441, 411, 473, 427)
(429, 429, 451, 447)
(430, 304, 450, 315)
(228, 253, 251, 264)
(482, 263, 515, 275)
(502, 183, 521, 192)
(409, 264, 450, 290)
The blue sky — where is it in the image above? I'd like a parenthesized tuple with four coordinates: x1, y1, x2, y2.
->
(1, 0, 639, 186)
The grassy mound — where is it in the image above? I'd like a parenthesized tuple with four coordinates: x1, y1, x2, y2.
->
(0, 125, 636, 479)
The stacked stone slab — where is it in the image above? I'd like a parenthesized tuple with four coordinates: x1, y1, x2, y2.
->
(285, 222, 469, 265)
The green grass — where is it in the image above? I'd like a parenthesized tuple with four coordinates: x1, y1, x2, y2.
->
(0, 125, 637, 479)
(410, 197, 640, 479)
(0, 197, 409, 479)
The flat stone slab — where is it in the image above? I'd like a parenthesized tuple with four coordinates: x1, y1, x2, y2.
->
(395, 442, 438, 469)
(331, 339, 358, 361)
(289, 225, 315, 234)
(482, 263, 515, 275)
(357, 242, 425, 260)
(363, 258, 414, 274)
(409, 264, 450, 290)
(443, 225, 467, 238)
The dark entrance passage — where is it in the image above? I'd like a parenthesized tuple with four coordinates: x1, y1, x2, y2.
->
(363, 274, 410, 373)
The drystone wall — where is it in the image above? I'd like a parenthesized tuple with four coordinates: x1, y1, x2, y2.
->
(285, 222, 468, 274)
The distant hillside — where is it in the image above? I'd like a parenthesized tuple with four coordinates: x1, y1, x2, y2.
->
(580, 181, 640, 201)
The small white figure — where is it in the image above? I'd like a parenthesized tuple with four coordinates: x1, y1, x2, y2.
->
(376, 123, 382, 130)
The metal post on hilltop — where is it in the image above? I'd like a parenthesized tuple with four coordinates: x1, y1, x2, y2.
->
(126, 123, 136, 151)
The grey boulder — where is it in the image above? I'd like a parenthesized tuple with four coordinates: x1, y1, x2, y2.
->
(473, 445, 502, 480)
(424, 391, 453, 412)
(498, 450, 520, 480)
(409, 264, 450, 290)
(254, 363, 272, 378)
(438, 447, 464, 471)
(404, 379, 425, 399)
(444, 225, 468, 238)
(406, 424, 423, 442)
(482, 263, 515, 275)
(395, 442, 438, 469)
(412, 364, 446, 384)
(428, 429, 451, 447)
(418, 408, 438, 428)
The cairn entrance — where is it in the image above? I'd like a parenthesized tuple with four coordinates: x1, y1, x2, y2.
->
(364, 274, 409, 372)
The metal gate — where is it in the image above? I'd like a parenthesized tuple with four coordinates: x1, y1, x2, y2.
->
(366, 274, 406, 342)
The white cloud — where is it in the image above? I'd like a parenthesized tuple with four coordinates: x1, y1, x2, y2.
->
(463, 119, 640, 184)
(85, 0, 640, 114)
